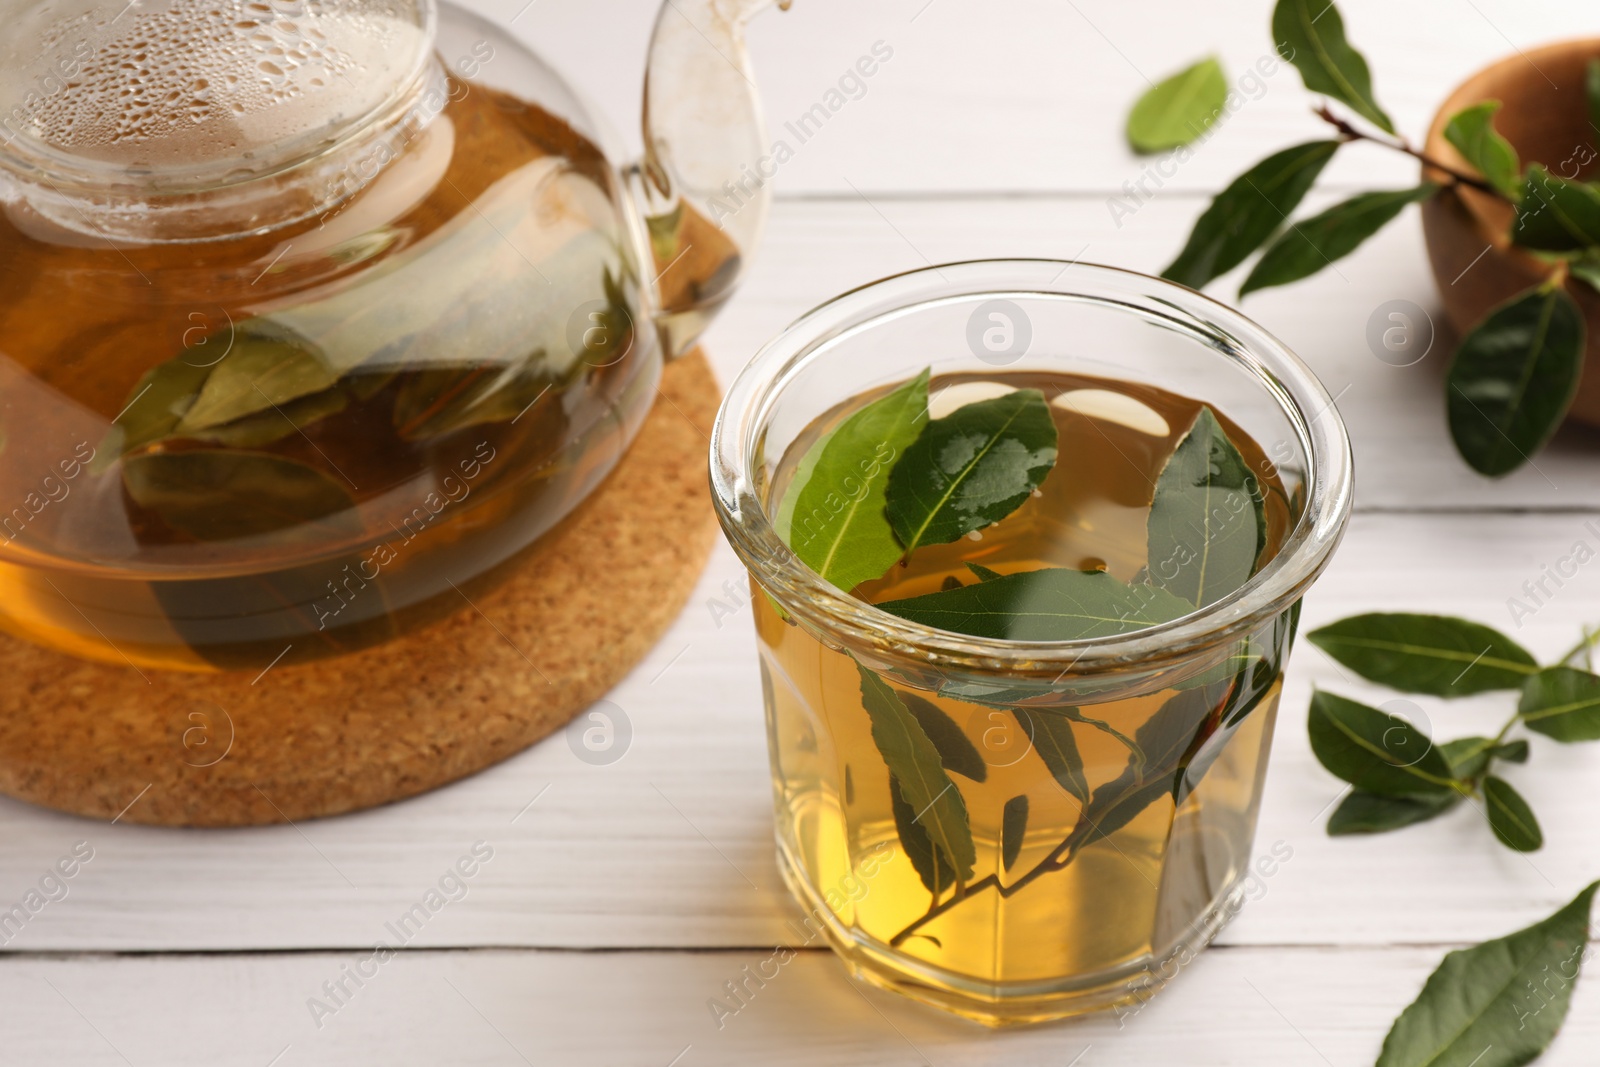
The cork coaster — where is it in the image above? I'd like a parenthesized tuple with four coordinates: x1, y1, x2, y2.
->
(0, 352, 720, 827)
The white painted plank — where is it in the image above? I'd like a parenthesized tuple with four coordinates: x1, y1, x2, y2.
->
(3, 512, 1599, 952)
(9, 943, 1600, 1066)
(483, 0, 1597, 194)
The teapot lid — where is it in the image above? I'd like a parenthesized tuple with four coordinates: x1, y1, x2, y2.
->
(0, 0, 435, 195)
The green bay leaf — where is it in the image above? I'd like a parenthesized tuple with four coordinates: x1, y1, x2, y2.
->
(901, 692, 987, 783)
(885, 387, 1057, 557)
(966, 562, 1004, 582)
(1376, 881, 1597, 1067)
(1512, 166, 1600, 252)
(1001, 794, 1029, 873)
(1126, 56, 1228, 154)
(1146, 406, 1266, 609)
(1015, 709, 1089, 804)
(1483, 776, 1543, 852)
(122, 449, 358, 543)
(1495, 739, 1531, 764)
(1446, 284, 1585, 477)
(1443, 102, 1522, 200)
(856, 662, 976, 890)
(95, 355, 214, 468)
(1307, 613, 1539, 696)
(1439, 736, 1498, 781)
(777, 370, 929, 593)
(889, 773, 958, 896)
(1570, 253, 1600, 295)
(182, 387, 350, 450)
(1272, 0, 1394, 133)
(1307, 691, 1458, 796)
(176, 321, 340, 433)
(392, 359, 555, 441)
(1590, 59, 1600, 153)
(1162, 140, 1342, 289)
(1328, 791, 1459, 836)
(1518, 666, 1600, 741)
(1077, 682, 1221, 845)
(1240, 184, 1438, 296)
(876, 566, 1193, 641)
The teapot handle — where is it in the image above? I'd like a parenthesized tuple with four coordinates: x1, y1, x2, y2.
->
(633, 0, 785, 357)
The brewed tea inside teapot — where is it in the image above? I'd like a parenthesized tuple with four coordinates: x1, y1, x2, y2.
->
(0, 0, 779, 671)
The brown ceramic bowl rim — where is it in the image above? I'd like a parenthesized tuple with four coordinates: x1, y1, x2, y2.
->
(1422, 36, 1600, 276)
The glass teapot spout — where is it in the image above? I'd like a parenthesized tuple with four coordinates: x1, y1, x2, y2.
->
(634, 0, 786, 356)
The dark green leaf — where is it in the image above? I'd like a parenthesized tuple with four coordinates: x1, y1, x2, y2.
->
(95, 356, 213, 467)
(1590, 59, 1600, 151)
(1016, 710, 1088, 803)
(1328, 791, 1459, 835)
(391, 359, 554, 441)
(1307, 691, 1459, 796)
(1512, 166, 1600, 252)
(1077, 682, 1221, 843)
(1495, 739, 1530, 763)
(1146, 407, 1266, 609)
(777, 370, 929, 593)
(1272, 0, 1394, 133)
(181, 387, 350, 450)
(966, 562, 1004, 582)
(1447, 283, 1585, 477)
(885, 388, 1058, 556)
(1126, 56, 1228, 154)
(176, 322, 340, 433)
(1483, 776, 1543, 852)
(889, 774, 958, 896)
(1307, 613, 1539, 696)
(1519, 666, 1600, 741)
(1183, 653, 1285, 800)
(1239, 184, 1439, 295)
(1001, 795, 1029, 873)
(901, 692, 987, 783)
(1163, 140, 1341, 289)
(1570, 253, 1600, 294)
(1375, 881, 1597, 1067)
(856, 663, 976, 887)
(1440, 736, 1497, 781)
(121, 450, 358, 543)
(877, 566, 1194, 641)
(1443, 102, 1522, 200)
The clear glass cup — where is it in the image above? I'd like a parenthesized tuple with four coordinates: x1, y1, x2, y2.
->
(710, 259, 1353, 1025)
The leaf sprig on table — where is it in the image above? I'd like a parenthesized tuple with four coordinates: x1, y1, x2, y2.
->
(1306, 612, 1600, 851)
(1127, 0, 1600, 477)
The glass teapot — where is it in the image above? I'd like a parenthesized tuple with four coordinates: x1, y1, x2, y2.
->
(0, 0, 780, 672)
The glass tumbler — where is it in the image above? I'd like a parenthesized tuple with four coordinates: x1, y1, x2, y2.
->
(709, 260, 1353, 1025)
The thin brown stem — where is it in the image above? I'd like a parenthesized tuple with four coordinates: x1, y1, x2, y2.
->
(889, 823, 1093, 948)
(1311, 104, 1509, 200)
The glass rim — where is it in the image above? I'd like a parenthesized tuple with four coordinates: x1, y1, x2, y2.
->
(709, 258, 1354, 678)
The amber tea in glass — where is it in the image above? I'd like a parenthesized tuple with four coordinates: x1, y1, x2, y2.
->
(711, 261, 1352, 1024)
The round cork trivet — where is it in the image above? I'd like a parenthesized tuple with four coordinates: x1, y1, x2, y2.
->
(0, 352, 720, 827)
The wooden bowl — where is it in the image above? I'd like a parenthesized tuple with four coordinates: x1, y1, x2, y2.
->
(1420, 38, 1600, 426)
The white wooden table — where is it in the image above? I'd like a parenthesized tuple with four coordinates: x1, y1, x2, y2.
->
(10, 1, 1600, 1063)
